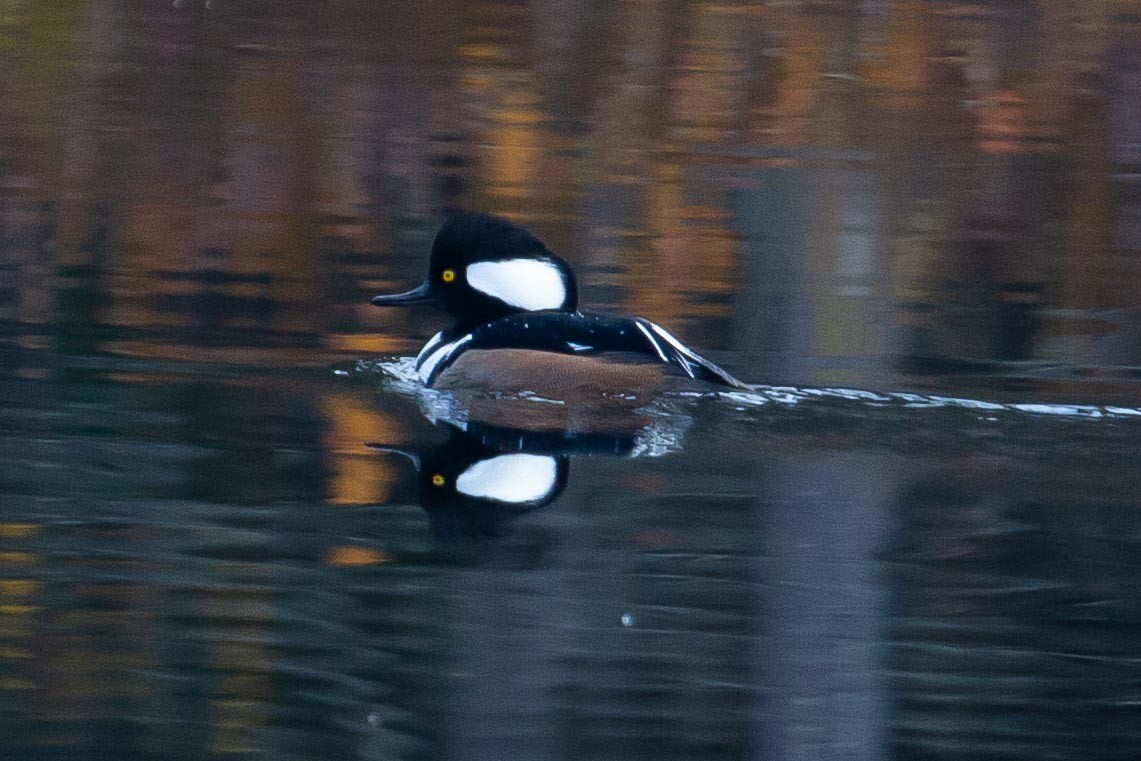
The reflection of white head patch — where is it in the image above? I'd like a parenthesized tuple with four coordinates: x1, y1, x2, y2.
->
(455, 454, 558, 504)
(466, 259, 566, 310)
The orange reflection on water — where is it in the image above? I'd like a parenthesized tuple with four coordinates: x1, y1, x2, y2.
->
(0, 0, 1136, 389)
(325, 546, 393, 567)
(322, 390, 402, 506)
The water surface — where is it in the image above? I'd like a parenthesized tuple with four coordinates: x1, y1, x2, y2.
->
(2, 2, 1140, 759)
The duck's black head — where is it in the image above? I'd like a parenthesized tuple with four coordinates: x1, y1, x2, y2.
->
(372, 211, 579, 332)
(368, 427, 569, 539)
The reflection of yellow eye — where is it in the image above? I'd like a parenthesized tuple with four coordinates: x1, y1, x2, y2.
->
(441, 269, 456, 283)
(431, 474, 446, 487)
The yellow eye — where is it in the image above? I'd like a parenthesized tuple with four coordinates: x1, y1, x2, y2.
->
(441, 269, 456, 283)
(431, 474, 446, 487)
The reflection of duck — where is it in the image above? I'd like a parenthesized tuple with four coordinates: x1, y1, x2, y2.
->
(369, 426, 568, 539)
(368, 422, 646, 539)
(371, 211, 746, 396)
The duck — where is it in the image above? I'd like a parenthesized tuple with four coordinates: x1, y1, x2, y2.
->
(367, 416, 662, 538)
(368, 426, 570, 539)
(371, 211, 747, 396)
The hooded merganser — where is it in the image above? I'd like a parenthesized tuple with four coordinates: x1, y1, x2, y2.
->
(372, 211, 747, 394)
(368, 426, 571, 538)
(367, 417, 664, 538)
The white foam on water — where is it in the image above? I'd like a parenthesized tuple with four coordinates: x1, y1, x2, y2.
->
(719, 391, 769, 408)
(1010, 404, 1103, 418)
(711, 381, 1139, 421)
(631, 422, 684, 458)
(354, 357, 1140, 426)
(822, 387, 894, 402)
(927, 396, 1006, 411)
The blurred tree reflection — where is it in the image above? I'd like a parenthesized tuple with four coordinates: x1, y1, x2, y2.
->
(1, 0, 1136, 384)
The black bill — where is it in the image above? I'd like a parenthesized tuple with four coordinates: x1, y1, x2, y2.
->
(371, 282, 433, 306)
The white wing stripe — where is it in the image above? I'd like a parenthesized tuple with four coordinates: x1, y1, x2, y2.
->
(415, 331, 446, 362)
(634, 321, 669, 362)
(416, 334, 472, 383)
(649, 323, 700, 360)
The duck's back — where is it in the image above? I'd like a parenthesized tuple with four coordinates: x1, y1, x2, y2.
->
(420, 311, 745, 393)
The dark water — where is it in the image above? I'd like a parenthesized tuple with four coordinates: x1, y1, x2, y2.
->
(2, 2, 1141, 759)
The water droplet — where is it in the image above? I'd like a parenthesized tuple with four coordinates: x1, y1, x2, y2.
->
(621, 613, 634, 627)
(367, 712, 380, 726)
(334, 369, 349, 377)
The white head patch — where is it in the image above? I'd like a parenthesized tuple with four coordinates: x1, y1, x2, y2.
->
(455, 453, 558, 504)
(466, 259, 566, 311)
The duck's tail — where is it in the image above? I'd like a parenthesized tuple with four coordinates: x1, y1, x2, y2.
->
(633, 318, 749, 390)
